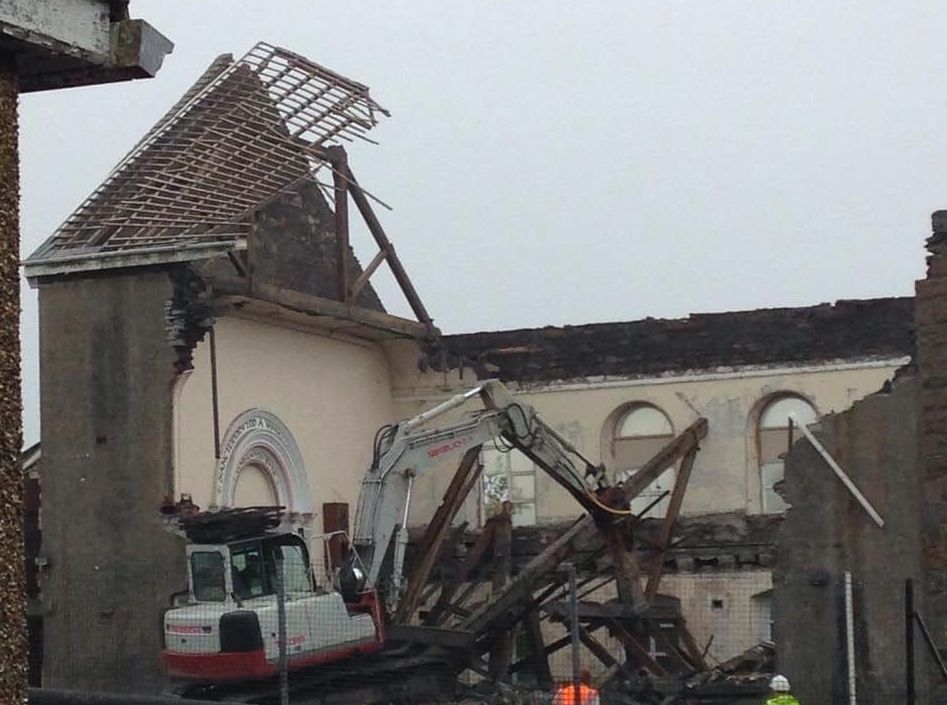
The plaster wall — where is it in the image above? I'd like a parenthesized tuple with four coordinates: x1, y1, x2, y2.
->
(173, 313, 395, 569)
(395, 361, 903, 526)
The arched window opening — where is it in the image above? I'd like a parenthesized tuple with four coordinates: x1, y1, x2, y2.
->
(758, 395, 817, 514)
(613, 405, 675, 517)
(233, 463, 279, 508)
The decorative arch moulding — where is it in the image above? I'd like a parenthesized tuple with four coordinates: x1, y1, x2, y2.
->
(214, 408, 314, 526)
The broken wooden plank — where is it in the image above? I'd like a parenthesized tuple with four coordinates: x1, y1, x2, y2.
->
(342, 161, 435, 330)
(348, 247, 387, 302)
(646, 444, 698, 599)
(386, 624, 474, 650)
(523, 609, 554, 689)
(488, 507, 514, 680)
(425, 518, 497, 626)
(579, 625, 621, 670)
(607, 619, 667, 676)
(397, 447, 482, 622)
(620, 418, 708, 502)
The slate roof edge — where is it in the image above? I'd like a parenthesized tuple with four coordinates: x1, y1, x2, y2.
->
(22, 239, 244, 284)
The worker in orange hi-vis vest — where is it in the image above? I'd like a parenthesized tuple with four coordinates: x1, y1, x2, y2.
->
(553, 670, 600, 705)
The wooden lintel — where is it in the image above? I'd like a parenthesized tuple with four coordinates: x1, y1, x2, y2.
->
(646, 445, 698, 599)
(349, 247, 388, 303)
(214, 281, 437, 339)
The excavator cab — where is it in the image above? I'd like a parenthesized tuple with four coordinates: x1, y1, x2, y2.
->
(185, 534, 313, 605)
(162, 508, 383, 683)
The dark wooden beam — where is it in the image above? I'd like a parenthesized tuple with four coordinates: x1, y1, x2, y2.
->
(397, 448, 482, 622)
(425, 516, 497, 626)
(329, 146, 351, 303)
(620, 418, 708, 502)
(341, 162, 435, 330)
(646, 445, 698, 599)
(348, 247, 387, 302)
(602, 522, 648, 612)
(523, 609, 554, 689)
(488, 507, 514, 680)
(579, 625, 621, 670)
(608, 619, 666, 676)
(215, 281, 436, 339)
(461, 518, 601, 636)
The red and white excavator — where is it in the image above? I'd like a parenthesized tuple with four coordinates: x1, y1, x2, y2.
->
(161, 379, 608, 683)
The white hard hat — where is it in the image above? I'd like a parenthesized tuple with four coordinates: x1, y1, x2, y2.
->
(770, 675, 791, 692)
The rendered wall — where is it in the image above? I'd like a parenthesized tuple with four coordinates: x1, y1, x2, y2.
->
(396, 362, 903, 526)
(173, 312, 396, 573)
(38, 269, 185, 693)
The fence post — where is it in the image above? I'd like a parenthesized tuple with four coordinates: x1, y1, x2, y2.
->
(276, 552, 289, 705)
(906, 578, 915, 705)
(845, 572, 857, 705)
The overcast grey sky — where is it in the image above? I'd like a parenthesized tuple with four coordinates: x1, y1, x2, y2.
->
(18, 2, 945, 444)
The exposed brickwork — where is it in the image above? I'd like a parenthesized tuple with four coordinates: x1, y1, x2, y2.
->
(916, 213, 947, 683)
(443, 298, 914, 383)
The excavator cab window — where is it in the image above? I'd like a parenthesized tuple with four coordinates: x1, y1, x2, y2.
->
(231, 544, 269, 600)
(190, 551, 226, 602)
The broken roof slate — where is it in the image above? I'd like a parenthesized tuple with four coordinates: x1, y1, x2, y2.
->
(443, 297, 914, 383)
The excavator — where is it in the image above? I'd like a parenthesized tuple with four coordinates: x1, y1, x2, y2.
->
(161, 379, 611, 683)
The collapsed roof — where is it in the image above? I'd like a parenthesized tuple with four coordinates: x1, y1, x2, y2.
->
(443, 297, 914, 383)
(24, 42, 388, 277)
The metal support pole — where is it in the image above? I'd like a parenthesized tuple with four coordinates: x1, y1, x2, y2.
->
(209, 325, 220, 460)
(906, 578, 916, 705)
(0, 57, 25, 703)
(845, 571, 857, 705)
(568, 562, 580, 704)
(275, 553, 289, 705)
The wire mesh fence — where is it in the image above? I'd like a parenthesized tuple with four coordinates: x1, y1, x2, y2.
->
(26, 516, 947, 705)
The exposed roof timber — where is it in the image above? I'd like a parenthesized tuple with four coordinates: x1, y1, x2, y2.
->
(25, 41, 387, 267)
(214, 281, 438, 341)
(23, 240, 245, 286)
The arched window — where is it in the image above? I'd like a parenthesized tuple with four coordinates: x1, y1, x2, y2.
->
(613, 405, 675, 516)
(758, 395, 817, 513)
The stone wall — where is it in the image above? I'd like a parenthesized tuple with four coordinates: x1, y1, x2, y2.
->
(37, 268, 185, 693)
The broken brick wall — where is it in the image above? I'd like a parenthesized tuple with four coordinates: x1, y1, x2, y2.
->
(776, 374, 921, 705)
(915, 210, 947, 702)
